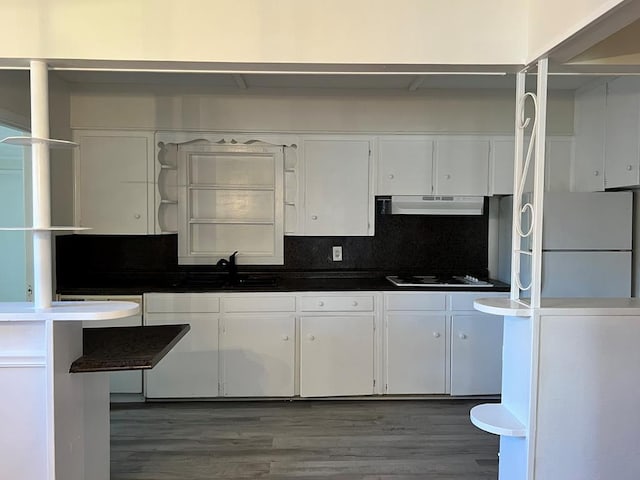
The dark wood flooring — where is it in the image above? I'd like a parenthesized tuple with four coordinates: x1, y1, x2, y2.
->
(110, 400, 499, 479)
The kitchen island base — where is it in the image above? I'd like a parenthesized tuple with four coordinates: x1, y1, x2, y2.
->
(472, 298, 640, 480)
(0, 301, 138, 480)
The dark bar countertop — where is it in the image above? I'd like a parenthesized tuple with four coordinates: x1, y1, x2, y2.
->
(69, 324, 190, 373)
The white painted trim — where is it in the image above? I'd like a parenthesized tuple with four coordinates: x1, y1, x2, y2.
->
(0, 355, 46, 367)
(0, 108, 29, 132)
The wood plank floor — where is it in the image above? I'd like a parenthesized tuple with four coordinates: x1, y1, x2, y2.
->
(110, 400, 499, 479)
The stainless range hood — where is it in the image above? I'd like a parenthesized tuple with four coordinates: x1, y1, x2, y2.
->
(390, 195, 484, 215)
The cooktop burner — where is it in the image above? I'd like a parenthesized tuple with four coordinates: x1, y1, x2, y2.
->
(386, 275, 493, 287)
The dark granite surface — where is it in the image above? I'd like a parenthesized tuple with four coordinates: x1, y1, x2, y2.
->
(58, 272, 509, 295)
(56, 201, 508, 295)
(69, 324, 190, 373)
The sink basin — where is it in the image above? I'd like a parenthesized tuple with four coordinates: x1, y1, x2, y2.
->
(175, 273, 278, 289)
(228, 275, 279, 288)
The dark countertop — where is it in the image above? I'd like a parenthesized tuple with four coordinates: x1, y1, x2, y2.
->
(69, 324, 190, 373)
(58, 272, 510, 296)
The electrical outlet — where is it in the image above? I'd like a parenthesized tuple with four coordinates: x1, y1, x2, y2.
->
(332, 246, 343, 262)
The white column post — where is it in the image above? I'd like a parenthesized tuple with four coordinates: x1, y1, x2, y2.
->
(30, 60, 52, 309)
(510, 71, 526, 302)
(530, 58, 548, 308)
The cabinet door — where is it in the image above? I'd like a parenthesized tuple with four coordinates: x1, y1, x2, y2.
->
(377, 138, 433, 195)
(300, 316, 374, 397)
(220, 315, 295, 397)
(450, 314, 503, 395)
(573, 84, 606, 192)
(144, 314, 219, 398)
(74, 131, 153, 234)
(303, 139, 372, 236)
(434, 138, 490, 195)
(386, 314, 446, 394)
(604, 77, 640, 188)
(545, 138, 574, 192)
(491, 138, 515, 195)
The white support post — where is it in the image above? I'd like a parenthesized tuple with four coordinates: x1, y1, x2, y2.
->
(510, 71, 526, 302)
(530, 58, 548, 308)
(30, 60, 52, 310)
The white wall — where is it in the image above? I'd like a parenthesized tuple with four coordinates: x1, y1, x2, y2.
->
(2, 0, 526, 67)
(0, 72, 73, 225)
(70, 86, 575, 135)
(527, 0, 628, 61)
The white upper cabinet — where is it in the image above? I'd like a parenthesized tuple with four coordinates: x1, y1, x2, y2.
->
(545, 137, 574, 192)
(490, 136, 573, 195)
(302, 137, 373, 236)
(377, 137, 434, 195)
(490, 137, 516, 195)
(177, 142, 284, 264)
(376, 136, 491, 197)
(434, 138, 490, 196)
(74, 130, 154, 234)
(604, 77, 640, 189)
(573, 83, 606, 192)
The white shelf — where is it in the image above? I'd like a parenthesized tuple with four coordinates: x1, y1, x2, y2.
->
(0, 226, 91, 231)
(0, 301, 140, 322)
(0, 136, 78, 148)
(470, 403, 527, 437)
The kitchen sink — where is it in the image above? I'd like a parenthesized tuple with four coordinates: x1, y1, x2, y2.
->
(175, 273, 278, 289)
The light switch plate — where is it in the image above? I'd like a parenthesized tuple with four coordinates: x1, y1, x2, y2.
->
(332, 246, 343, 261)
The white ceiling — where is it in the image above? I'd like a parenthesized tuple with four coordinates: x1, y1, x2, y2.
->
(55, 70, 605, 92)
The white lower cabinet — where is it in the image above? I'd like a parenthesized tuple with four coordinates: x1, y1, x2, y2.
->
(220, 315, 295, 397)
(144, 293, 220, 398)
(386, 314, 446, 394)
(139, 290, 504, 399)
(300, 315, 375, 397)
(450, 312, 504, 396)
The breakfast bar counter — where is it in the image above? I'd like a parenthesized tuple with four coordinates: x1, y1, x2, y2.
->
(471, 296, 640, 480)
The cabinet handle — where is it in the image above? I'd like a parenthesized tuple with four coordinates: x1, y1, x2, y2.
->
(432, 332, 441, 338)
(352, 301, 358, 307)
(444, 174, 451, 180)
(134, 213, 141, 219)
(388, 174, 395, 179)
(318, 301, 324, 307)
(311, 215, 318, 220)
(282, 335, 289, 341)
(593, 170, 600, 176)
(308, 334, 316, 341)
(627, 165, 633, 171)
(458, 333, 467, 340)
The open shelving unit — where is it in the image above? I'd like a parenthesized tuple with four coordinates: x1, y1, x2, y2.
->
(176, 142, 284, 265)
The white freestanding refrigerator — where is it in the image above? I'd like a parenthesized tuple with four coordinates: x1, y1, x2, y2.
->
(498, 191, 632, 297)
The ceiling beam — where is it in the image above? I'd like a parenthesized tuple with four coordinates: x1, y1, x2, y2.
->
(546, 0, 640, 65)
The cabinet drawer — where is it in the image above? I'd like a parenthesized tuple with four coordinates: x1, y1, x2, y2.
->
(300, 295, 374, 312)
(450, 292, 507, 311)
(385, 293, 447, 311)
(145, 293, 220, 313)
(223, 295, 296, 313)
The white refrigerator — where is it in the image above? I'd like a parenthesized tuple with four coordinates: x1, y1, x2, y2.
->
(498, 191, 632, 297)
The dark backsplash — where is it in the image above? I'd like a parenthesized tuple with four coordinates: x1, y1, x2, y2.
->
(56, 200, 489, 285)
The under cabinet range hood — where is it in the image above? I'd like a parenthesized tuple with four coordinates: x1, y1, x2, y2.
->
(390, 195, 484, 215)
